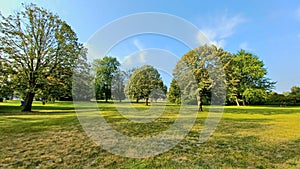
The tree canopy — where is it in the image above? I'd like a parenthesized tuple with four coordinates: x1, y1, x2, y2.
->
(170, 45, 275, 109)
(92, 56, 120, 102)
(167, 79, 181, 104)
(173, 45, 228, 111)
(125, 65, 166, 106)
(290, 86, 300, 95)
(0, 4, 82, 111)
(226, 50, 275, 105)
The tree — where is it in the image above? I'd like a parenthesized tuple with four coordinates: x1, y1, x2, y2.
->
(173, 45, 229, 111)
(290, 86, 300, 95)
(111, 70, 126, 102)
(266, 92, 287, 105)
(125, 65, 166, 106)
(226, 50, 275, 105)
(93, 56, 120, 102)
(242, 88, 267, 105)
(167, 79, 181, 104)
(72, 48, 94, 101)
(285, 86, 300, 105)
(0, 4, 82, 111)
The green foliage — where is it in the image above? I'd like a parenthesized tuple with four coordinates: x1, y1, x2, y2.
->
(0, 4, 82, 111)
(125, 65, 166, 105)
(171, 47, 274, 107)
(0, 69, 13, 101)
(290, 86, 300, 95)
(265, 87, 300, 106)
(111, 70, 126, 102)
(167, 79, 181, 104)
(226, 50, 275, 105)
(72, 48, 94, 101)
(279, 86, 300, 105)
(243, 88, 267, 105)
(92, 56, 120, 102)
(265, 92, 286, 105)
(173, 44, 228, 111)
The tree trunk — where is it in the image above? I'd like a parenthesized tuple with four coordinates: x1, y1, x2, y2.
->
(197, 95, 203, 112)
(22, 92, 35, 112)
(235, 97, 240, 106)
(146, 97, 149, 106)
(136, 98, 139, 103)
(105, 91, 108, 102)
(242, 100, 245, 106)
(104, 89, 108, 102)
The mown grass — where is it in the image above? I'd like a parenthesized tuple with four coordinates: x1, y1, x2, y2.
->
(0, 101, 300, 168)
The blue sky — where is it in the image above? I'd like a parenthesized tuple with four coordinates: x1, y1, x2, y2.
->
(1, 0, 300, 93)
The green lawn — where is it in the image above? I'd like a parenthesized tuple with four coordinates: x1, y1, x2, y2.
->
(0, 100, 300, 168)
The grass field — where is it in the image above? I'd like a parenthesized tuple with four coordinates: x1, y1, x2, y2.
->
(0, 100, 300, 168)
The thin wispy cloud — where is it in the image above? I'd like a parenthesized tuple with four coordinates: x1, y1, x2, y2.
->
(132, 39, 146, 63)
(198, 13, 245, 48)
(122, 39, 146, 67)
(133, 39, 144, 51)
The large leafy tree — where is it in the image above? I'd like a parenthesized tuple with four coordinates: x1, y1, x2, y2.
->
(227, 50, 275, 105)
(125, 65, 166, 106)
(173, 45, 229, 111)
(93, 56, 120, 102)
(0, 4, 82, 111)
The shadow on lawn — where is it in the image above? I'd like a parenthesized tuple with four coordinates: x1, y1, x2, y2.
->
(0, 114, 79, 134)
(224, 106, 300, 115)
(0, 105, 74, 114)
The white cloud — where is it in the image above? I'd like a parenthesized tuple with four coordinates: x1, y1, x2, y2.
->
(132, 39, 146, 63)
(122, 51, 146, 68)
(133, 39, 144, 51)
(198, 13, 245, 48)
(138, 51, 146, 63)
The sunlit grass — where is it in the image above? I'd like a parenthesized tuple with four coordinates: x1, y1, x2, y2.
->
(0, 101, 299, 168)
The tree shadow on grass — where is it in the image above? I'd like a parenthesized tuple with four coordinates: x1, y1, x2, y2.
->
(0, 114, 80, 134)
(224, 106, 300, 115)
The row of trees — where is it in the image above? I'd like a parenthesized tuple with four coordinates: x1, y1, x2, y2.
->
(94, 45, 283, 112)
(168, 45, 276, 111)
(1, 4, 298, 112)
(92, 56, 167, 106)
(0, 4, 167, 110)
(266, 86, 300, 105)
